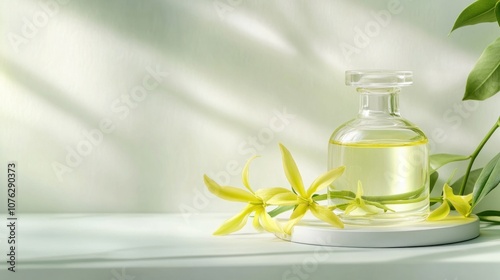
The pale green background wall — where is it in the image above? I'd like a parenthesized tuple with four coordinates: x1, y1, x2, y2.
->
(0, 0, 498, 214)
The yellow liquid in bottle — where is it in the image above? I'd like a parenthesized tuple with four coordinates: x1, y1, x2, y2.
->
(328, 139, 429, 225)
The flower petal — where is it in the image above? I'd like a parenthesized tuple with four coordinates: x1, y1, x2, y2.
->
(356, 181, 364, 197)
(443, 183, 455, 199)
(213, 205, 256, 235)
(427, 201, 450, 221)
(284, 214, 306, 235)
(266, 191, 299, 206)
(307, 166, 345, 197)
(279, 144, 306, 198)
(242, 156, 259, 193)
(358, 203, 378, 214)
(344, 204, 357, 215)
(260, 210, 284, 233)
(443, 184, 471, 217)
(255, 187, 293, 202)
(310, 204, 344, 228)
(204, 175, 259, 203)
(252, 209, 264, 232)
(447, 196, 472, 217)
(283, 201, 311, 234)
(290, 203, 309, 220)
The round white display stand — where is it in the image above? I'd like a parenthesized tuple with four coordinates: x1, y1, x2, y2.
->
(276, 213, 480, 247)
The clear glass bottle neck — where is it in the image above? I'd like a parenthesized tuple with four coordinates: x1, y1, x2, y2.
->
(357, 87, 401, 118)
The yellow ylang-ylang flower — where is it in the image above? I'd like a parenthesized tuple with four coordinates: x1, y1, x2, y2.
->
(344, 181, 375, 215)
(266, 144, 345, 234)
(203, 156, 289, 235)
(344, 181, 394, 215)
(427, 183, 472, 221)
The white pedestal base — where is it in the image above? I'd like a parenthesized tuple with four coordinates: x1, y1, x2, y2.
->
(277, 212, 480, 248)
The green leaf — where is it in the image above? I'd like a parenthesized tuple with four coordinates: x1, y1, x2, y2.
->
(450, 168, 483, 195)
(464, 37, 500, 101)
(430, 171, 439, 192)
(429, 154, 470, 170)
(451, 0, 498, 32)
(477, 210, 500, 223)
(496, 1, 500, 26)
(472, 153, 500, 206)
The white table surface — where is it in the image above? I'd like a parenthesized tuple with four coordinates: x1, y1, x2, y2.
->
(1, 213, 500, 280)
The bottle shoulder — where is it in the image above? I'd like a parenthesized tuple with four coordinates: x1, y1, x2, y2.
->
(330, 117, 427, 144)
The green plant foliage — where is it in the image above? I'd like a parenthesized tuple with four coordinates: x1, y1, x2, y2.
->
(451, 168, 483, 195)
(464, 37, 500, 101)
(451, 0, 498, 32)
(496, 1, 500, 26)
(477, 210, 500, 222)
(430, 171, 439, 192)
(472, 153, 500, 206)
(430, 154, 470, 171)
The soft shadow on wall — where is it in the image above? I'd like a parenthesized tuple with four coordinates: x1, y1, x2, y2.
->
(0, 0, 498, 213)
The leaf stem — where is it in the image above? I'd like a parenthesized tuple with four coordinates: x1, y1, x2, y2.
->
(459, 117, 500, 195)
(377, 195, 428, 205)
(430, 197, 443, 203)
(328, 186, 425, 202)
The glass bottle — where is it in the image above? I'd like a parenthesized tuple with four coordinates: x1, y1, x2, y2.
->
(328, 70, 429, 225)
